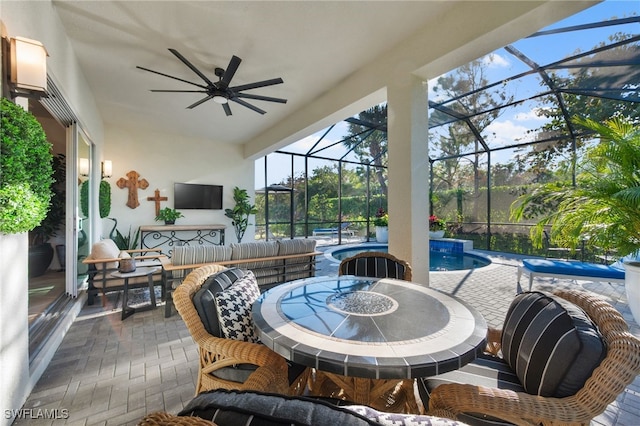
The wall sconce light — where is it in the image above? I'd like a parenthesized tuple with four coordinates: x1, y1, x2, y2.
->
(79, 158, 89, 177)
(4, 36, 48, 99)
(101, 160, 113, 179)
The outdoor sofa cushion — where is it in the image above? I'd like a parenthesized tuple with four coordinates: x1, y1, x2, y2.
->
(521, 259, 625, 280)
(171, 244, 232, 281)
(276, 239, 318, 280)
(502, 291, 606, 397)
(192, 267, 247, 336)
(177, 389, 468, 426)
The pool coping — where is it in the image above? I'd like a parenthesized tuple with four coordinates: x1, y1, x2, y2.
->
(323, 240, 496, 272)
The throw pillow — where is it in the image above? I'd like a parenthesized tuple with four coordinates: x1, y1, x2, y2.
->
(214, 270, 260, 343)
(193, 268, 247, 337)
(178, 389, 379, 426)
(347, 405, 467, 426)
(501, 291, 605, 397)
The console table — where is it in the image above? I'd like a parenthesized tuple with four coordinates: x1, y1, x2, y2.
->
(140, 224, 226, 256)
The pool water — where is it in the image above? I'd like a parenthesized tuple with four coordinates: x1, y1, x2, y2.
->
(330, 244, 491, 271)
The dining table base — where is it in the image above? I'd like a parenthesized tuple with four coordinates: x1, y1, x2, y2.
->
(311, 371, 420, 414)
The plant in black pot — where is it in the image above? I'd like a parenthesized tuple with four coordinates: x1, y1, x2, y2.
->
(0, 98, 55, 277)
(29, 154, 66, 277)
(155, 207, 184, 225)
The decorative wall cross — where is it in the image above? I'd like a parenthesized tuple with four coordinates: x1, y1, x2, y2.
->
(147, 189, 168, 217)
(116, 170, 149, 209)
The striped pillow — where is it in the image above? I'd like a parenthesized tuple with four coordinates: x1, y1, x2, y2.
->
(230, 241, 279, 269)
(277, 239, 316, 256)
(501, 292, 581, 396)
(172, 244, 232, 266)
(340, 253, 407, 279)
(171, 245, 232, 279)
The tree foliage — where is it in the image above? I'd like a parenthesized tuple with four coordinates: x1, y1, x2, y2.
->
(511, 117, 640, 257)
(344, 104, 388, 196)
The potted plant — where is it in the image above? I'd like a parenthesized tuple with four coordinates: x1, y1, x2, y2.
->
(429, 214, 446, 239)
(29, 153, 66, 277)
(0, 98, 56, 277)
(225, 187, 258, 243)
(511, 116, 640, 323)
(155, 207, 184, 225)
(373, 207, 389, 243)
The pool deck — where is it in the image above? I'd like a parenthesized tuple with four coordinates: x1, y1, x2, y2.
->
(16, 245, 640, 425)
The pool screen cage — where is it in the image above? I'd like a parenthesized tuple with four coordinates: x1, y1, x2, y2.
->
(256, 3, 639, 259)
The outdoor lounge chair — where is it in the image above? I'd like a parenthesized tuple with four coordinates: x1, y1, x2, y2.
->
(516, 258, 625, 293)
(312, 222, 354, 237)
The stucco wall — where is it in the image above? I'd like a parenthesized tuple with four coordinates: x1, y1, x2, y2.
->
(0, 2, 102, 423)
(103, 124, 255, 243)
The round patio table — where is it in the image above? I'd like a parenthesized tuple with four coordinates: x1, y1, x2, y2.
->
(252, 275, 487, 412)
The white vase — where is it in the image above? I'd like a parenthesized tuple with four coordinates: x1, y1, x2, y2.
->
(623, 261, 640, 324)
(375, 226, 388, 243)
(429, 230, 445, 239)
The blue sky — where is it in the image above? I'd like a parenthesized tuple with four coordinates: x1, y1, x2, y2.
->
(256, 0, 639, 188)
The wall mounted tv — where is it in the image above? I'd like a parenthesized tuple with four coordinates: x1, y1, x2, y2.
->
(174, 183, 223, 210)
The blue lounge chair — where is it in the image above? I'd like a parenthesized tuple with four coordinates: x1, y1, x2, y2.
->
(517, 258, 626, 293)
(312, 223, 353, 237)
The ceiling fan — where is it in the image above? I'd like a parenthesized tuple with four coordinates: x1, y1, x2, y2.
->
(137, 49, 287, 116)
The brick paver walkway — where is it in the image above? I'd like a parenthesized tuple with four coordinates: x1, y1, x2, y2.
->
(15, 247, 640, 425)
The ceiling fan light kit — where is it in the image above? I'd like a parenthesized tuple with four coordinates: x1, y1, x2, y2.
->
(137, 49, 286, 116)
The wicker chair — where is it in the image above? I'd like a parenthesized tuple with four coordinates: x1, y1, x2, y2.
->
(173, 264, 296, 396)
(427, 289, 640, 425)
(338, 251, 412, 280)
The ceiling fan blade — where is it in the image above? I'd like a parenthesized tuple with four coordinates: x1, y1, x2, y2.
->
(230, 97, 266, 115)
(187, 95, 214, 109)
(220, 55, 242, 88)
(235, 92, 288, 104)
(231, 78, 284, 92)
(168, 48, 217, 87)
(222, 103, 232, 116)
(137, 66, 208, 89)
(150, 89, 208, 93)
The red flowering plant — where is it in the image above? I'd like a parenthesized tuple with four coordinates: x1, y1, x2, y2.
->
(429, 215, 446, 231)
(373, 208, 389, 227)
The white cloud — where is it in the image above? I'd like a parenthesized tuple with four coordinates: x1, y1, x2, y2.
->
(514, 108, 546, 122)
(482, 53, 510, 68)
(484, 119, 535, 148)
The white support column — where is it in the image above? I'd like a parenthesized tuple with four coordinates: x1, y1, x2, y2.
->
(387, 75, 430, 285)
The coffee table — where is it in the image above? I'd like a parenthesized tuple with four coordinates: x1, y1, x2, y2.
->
(252, 275, 487, 412)
(111, 266, 160, 320)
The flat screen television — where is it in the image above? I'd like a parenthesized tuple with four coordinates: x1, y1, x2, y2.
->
(174, 183, 223, 210)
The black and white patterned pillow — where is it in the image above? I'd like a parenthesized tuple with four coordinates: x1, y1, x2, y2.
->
(346, 405, 466, 425)
(214, 270, 260, 343)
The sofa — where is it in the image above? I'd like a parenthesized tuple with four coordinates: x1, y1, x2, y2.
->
(139, 389, 467, 426)
(161, 239, 321, 317)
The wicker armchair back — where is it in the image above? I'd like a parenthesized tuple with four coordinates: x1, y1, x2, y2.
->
(173, 264, 289, 395)
(428, 289, 640, 425)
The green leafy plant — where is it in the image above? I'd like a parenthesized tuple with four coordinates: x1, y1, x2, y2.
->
(373, 207, 388, 227)
(80, 179, 111, 218)
(511, 116, 640, 257)
(31, 154, 66, 245)
(113, 226, 140, 250)
(225, 187, 258, 243)
(155, 207, 184, 224)
(0, 97, 54, 235)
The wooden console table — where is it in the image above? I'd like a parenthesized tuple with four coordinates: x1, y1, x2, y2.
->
(140, 224, 226, 256)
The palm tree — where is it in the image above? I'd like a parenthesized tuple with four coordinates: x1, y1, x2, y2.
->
(511, 116, 640, 258)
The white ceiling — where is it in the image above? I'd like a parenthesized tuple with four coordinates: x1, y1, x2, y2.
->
(51, 1, 596, 155)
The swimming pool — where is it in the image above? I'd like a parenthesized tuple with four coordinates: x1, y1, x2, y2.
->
(329, 244, 491, 272)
